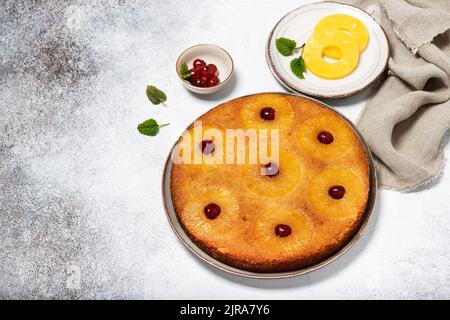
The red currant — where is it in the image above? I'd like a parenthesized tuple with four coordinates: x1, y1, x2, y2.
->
(193, 59, 206, 68)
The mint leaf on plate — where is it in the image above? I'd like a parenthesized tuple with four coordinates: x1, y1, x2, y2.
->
(180, 63, 191, 79)
(275, 37, 297, 56)
(137, 118, 169, 136)
(290, 57, 306, 79)
(146, 85, 167, 105)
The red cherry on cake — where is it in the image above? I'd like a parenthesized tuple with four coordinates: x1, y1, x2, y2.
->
(262, 162, 279, 177)
(204, 203, 221, 219)
(328, 185, 345, 199)
(318, 131, 334, 144)
(193, 59, 206, 68)
(260, 107, 276, 121)
(275, 224, 292, 237)
(200, 139, 215, 154)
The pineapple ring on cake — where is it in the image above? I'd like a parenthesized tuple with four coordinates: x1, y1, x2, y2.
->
(241, 148, 302, 197)
(296, 112, 355, 159)
(308, 167, 367, 220)
(315, 14, 369, 60)
(181, 186, 241, 241)
(240, 93, 295, 133)
(174, 124, 226, 166)
(303, 30, 360, 79)
(254, 206, 313, 258)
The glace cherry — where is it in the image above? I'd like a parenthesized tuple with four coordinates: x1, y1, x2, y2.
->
(192, 78, 206, 87)
(188, 58, 220, 88)
(328, 185, 346, 199)
(189, 68, 201, 80)
(317, 131, 334, 144)
(275, 224, 292, 237)
(208, 64, 218, 76)
(200, 65, 212, 78)
(193, 59, 206, 68)
(207, 76, 219, 87)
(260, 107, 276, 121)
(200, 139, 215, 154)
(204, 203, 221, 219)
(262, 162, 279, 177)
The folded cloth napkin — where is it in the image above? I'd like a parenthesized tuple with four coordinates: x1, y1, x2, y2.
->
(339, 0, 450, 191)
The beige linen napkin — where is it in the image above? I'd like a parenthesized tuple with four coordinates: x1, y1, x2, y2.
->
(339, 0, 450, 191)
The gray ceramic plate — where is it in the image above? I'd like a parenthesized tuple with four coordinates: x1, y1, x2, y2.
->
(161, 92, 377, 278)
(266, 2, 389, 99)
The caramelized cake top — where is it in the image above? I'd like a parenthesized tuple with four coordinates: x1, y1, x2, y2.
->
(170, 93, 370, 272)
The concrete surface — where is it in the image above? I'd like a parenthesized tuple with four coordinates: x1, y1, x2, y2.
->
(0, 0, 449, 299)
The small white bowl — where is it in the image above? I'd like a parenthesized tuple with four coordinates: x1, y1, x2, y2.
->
(176, 44, 234, 94)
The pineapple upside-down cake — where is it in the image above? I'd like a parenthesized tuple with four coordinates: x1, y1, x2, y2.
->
(170, 93, 370, 272)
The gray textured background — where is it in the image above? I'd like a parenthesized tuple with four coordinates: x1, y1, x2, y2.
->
(1, 0, 449, 299)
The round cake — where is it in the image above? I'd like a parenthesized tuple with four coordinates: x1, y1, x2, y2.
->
(170, 93, 370, 272)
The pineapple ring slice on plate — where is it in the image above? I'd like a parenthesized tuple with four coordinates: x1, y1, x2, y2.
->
(303, 29, 360, 79)
(296, 112, 355, 159)
(308, 167, 367, 220)
(322, 46, 344, 62)
(254, 205, 313, 257)
(315, 14, 369, 59)
(181, 186, 241, 241)
(240, 94, 295, 133)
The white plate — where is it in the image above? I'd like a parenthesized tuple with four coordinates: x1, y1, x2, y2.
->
(266, 2, 389, 99)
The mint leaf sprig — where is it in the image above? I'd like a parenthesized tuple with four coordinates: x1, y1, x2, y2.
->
(146, 85, 167, 105)
(139, 84, 169, 137)
(290, 57, 306, 79)
(276, 37, 297, 56)
(275, 37, 305, 56)
(137, 118, 169, 136)
(180, 63, 191, 79)
(275, 37, 306, 79)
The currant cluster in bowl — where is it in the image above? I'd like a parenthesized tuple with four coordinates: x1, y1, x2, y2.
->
(189, 59, 220, 88)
